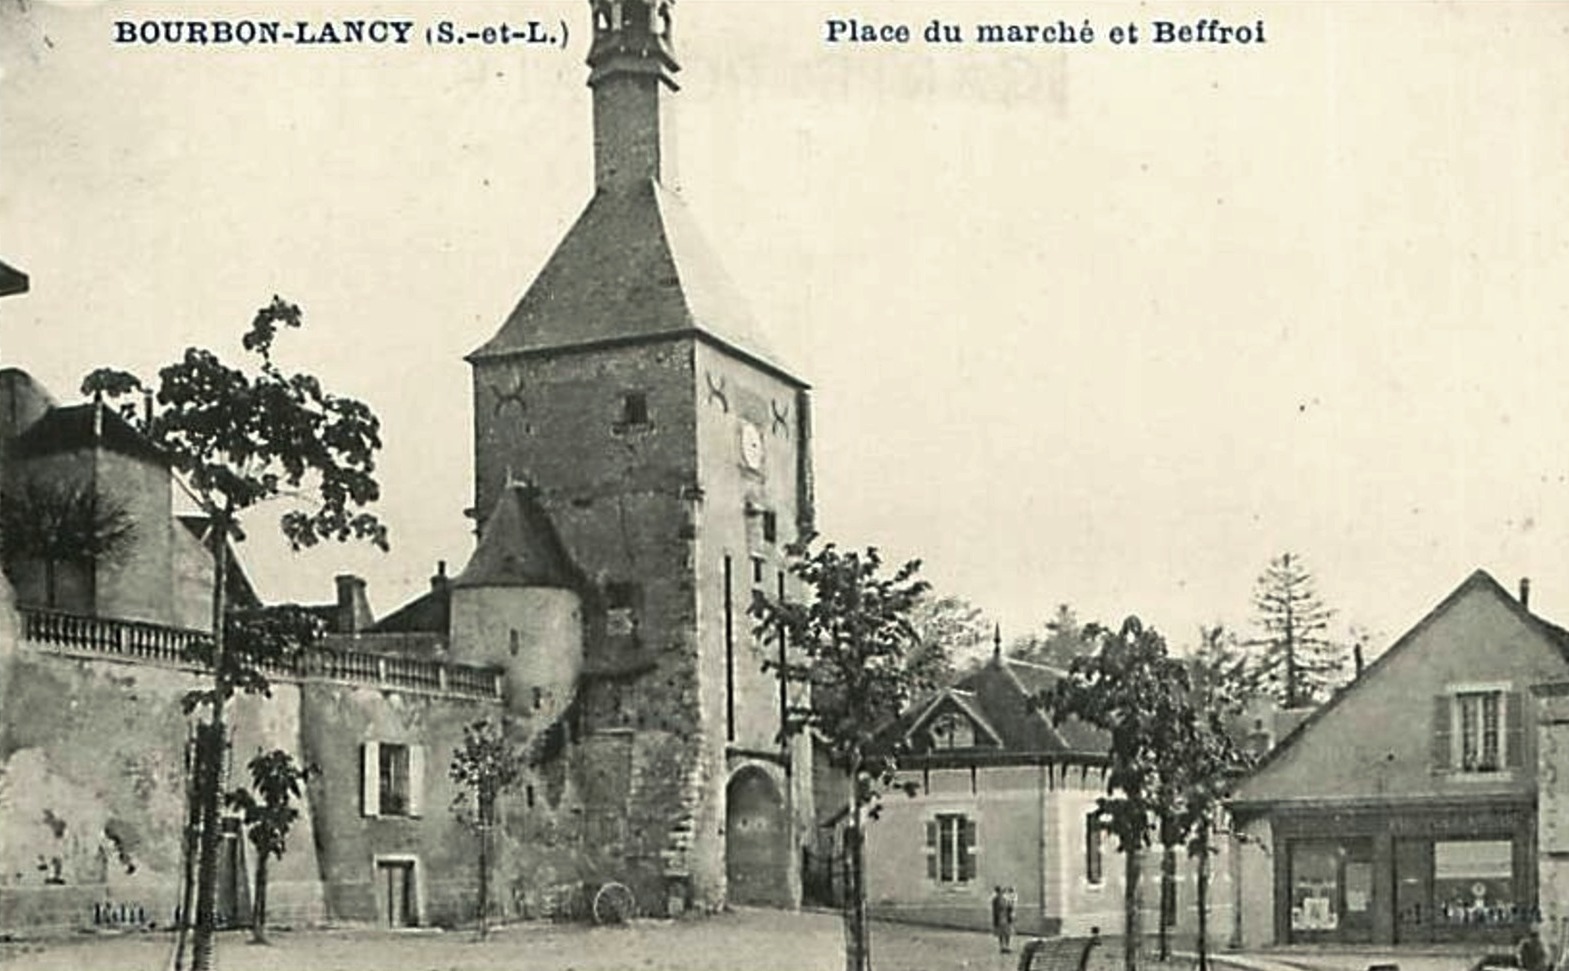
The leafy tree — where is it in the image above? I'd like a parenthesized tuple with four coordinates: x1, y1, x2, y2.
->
(908, 592, 991, 679)
(226, 749, 315, 945)
(1040, 617, 1193, 971)
(751, 542, 938, 971)
(450, 718, 526, 939)
(1012, 603, 1093, 669)
(1189, 623, 1259, 715)
(84, 296, 387, 971)
(1172, 680, 1253, 971)
(1249, 553, 1345, 708)
(0, 478, 136, 608)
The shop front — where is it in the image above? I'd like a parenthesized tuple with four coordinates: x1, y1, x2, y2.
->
(1272, 802, 1534, 946)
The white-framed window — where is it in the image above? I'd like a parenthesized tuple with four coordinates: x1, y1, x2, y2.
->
(1434, 684, 1521, 775)
(1457, 691, 1502, 772)
(362, 742, 425, 818)
(925, 812, 978, 885)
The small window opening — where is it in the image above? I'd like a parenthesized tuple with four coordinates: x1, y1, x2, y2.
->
(761, 511, 778, 544)
(622, 392, 649, 426)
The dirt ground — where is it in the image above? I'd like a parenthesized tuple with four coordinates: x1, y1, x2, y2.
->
(0, 912, 1481, 971)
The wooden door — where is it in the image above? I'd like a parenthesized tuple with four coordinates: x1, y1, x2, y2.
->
(379, 861, 413, 927)
(1394, 839, 1432, 944)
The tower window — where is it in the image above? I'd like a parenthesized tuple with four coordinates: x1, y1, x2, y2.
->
(621, 392, 649, 426)
(606, 581, 640, 637)
(751, 556, 766, 585)
(606, 581, 640, 610)
(761, 511, 778, 544)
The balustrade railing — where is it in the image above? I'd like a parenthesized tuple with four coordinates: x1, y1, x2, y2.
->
(19, 607, 503, 701)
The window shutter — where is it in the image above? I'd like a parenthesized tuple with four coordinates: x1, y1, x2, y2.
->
(407, 744, 426, 817)
(1432, 695, 1452, 770)
(925, 820, 937, 879)
(960, 817, 978, 882)
(1506, 692, 1526, 769)
(362, 742, 380, 817)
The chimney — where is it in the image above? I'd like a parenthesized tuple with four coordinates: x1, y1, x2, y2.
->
(334, 574, 373, 635)
(431, 560, 449, 591)
(1520, 577, 1532, 610)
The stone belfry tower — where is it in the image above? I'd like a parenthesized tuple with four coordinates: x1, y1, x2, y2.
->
(468, 0, 815, 912)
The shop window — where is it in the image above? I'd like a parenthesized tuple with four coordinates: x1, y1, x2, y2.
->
(1289, 840, 1374, 938)
(1435, 839, 1516, 927)
(925, 813, 977, 885)
(1290, 843, 1341, 931)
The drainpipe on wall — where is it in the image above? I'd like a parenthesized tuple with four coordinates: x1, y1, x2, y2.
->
(1038, 762, 1048, 934)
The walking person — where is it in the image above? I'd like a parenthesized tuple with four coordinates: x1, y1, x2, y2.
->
(1001, 886, 1017, 953)
(1520, 924, 1550, 971)
(991, 886, 1009, 953)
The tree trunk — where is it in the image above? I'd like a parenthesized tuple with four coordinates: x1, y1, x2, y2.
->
(191, 511, 230, 971)
(845, 752, 868, 971)
(173, 731, 202, 971)
(1196, 836, 1210, 971)
(1158, 845, 1173, 961)
(1123, 843, 1142, 971)
(478, 821, 490, 939)
(250, 850, 269, 945)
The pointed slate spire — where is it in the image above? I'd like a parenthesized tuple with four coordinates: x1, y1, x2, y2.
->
(452, 482, 579, 589)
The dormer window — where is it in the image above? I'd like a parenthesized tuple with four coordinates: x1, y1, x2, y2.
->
(928, 711, 976, 750)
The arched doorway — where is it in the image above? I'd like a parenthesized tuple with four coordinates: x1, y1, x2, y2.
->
(725, 765, 790, 906)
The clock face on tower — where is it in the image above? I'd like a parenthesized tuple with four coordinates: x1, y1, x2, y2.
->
(739, 421, 764, 470)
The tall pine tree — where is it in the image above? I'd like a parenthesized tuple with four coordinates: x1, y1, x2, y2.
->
(1249, 553, 1345, 708)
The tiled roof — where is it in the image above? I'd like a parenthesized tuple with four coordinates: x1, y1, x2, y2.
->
(468, 179, 803, 387)
(370, 585, 450, 635)
(10, 404, 165, 465)
(1232, 568, 1569, 799)
(878, 656, 1110, 762)
(452, 483, 580, 589)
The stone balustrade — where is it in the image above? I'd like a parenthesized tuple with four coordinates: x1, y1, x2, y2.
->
(18, 606, 503, 701)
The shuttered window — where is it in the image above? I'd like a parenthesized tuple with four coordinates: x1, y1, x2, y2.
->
(1434, 690, 1523, 773)
(362, 742, 425, 818)
(930, 813, 977, 885)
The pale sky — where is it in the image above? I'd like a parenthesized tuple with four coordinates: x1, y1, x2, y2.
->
(2, 1, 1567, 657)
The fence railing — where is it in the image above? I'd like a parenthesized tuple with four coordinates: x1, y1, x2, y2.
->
(19, 607, 504, 701)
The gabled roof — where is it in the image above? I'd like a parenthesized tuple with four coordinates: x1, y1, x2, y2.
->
(10, 403, 165, 465)
(467, 179, 804, 388)
(1233, 569, 1569, 798)
(878, 655, 1110, 763)
(902, 690, 1005, 749)
(370, 585, 450, 635)
(452, 483, 580, 589)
